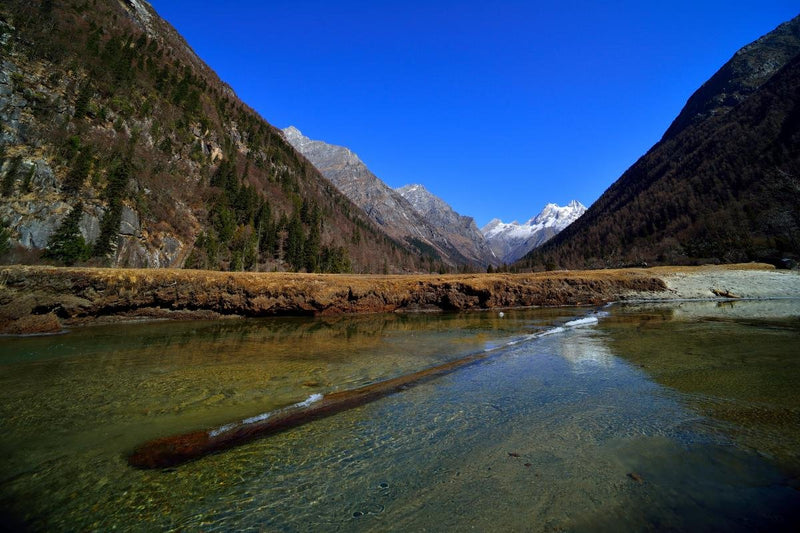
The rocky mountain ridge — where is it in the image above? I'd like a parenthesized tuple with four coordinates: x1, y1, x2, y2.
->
(394, 184, 497, 267)
(0, 0, 429, 273)
(482, 201, 586, 264)
(283, 126, 497, 267)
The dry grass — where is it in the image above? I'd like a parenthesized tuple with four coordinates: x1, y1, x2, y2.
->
(0, 263, 786, 335)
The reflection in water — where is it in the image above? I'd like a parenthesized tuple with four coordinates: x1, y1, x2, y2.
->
(603, 300, 800, 481)
(0, 303, 799, 531)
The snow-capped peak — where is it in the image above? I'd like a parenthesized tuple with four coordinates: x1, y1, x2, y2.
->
(525, 200, 586, 228)
(481, 201, 587, 263)
(283, 125, 303, 138)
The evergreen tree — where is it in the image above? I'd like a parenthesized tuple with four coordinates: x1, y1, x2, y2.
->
(73, 82, 93, 119)
(43, 202, 89, 265)
(243, 230, 258, 270)
(304, 221, 321, 273)
(321, 246, 351, 273)
(0, 219, 11, 257)
(63, 147, 92, 193)
(230, 250, 243, 272)
(2, 157, 20, 197)
(212, 202, 235, 243)
(205, 231, 219, 268)
(285, 211, 304, 270)
(185, 233, 208, 270)
(93, 157, 130, 257)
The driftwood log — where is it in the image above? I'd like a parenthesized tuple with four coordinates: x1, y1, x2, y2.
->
(128, 315, 604, 469)
(129, 348, 495, 469)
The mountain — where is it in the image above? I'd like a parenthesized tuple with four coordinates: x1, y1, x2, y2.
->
(524, 15, 800, 270)
(394, 184, 497, 267)
(283, 126, 496, 267)
(482, 202, 585, 264)
(0, 0, 428, 273)
(482, 201, 586, 264)
(662, 16, 800, 141)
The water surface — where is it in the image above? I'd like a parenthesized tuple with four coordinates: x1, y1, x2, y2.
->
(1, 302, 798, 531)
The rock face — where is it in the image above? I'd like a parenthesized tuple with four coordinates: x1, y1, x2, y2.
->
(395, 184, 497, 267)
(0, 1, 425, 274)
(482, 201, 586, 264)
(284, 126, 496, 267)
(0, 11, 187, 268)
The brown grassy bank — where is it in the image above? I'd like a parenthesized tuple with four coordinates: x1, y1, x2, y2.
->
(2, 263, 793, 335)
(0, 265, 673, 334)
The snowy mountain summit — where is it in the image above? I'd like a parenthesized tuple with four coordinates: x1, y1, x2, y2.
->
(482, 201, 586, 264)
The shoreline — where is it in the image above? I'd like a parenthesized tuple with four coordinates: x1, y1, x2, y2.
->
(1, 263, 798, 334)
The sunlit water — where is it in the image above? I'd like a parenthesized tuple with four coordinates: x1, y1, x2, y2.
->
(1, 302, 799, 531)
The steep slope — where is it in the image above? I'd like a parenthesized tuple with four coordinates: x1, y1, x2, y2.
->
(395, 184, 497, 267)
(0, 0, 427, 273)
(525, 16, 800, 270)
(482, 201, 586, 264)
(662, 15, 800, 141)
(283, 127, 495, 267)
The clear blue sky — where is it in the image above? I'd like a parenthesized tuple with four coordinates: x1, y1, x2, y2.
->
(148, 1, 798, 227)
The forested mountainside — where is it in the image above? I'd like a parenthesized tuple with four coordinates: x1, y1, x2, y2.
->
(662, 16, 800, 142)
(0, 0, 430, 273)
(524, 15, 800, 270)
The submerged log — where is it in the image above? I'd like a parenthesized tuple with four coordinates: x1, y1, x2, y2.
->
(128, 350, 493, 469)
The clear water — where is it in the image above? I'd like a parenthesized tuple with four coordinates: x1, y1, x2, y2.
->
(0, 302, 798, 531)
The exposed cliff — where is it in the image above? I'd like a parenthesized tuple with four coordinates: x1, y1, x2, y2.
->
(0, 0, 427, 273)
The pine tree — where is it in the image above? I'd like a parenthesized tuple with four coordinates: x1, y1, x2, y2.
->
(43, 202, 89, 265)
(304, 221, 321, 272)
(0, 219, 11, 257)
(63, 147, 92, 194)
(2, 157, 20, 197)
(285, 211, 305, 271)
(73, 82, 93, 119)
(93, 157, 130, 257)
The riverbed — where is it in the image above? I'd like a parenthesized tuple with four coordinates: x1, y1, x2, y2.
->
(1, 301, 798, 531)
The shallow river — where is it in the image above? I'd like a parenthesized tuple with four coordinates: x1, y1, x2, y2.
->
(1, 300, 799, 531)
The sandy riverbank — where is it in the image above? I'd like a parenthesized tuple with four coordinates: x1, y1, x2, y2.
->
(621, 264, 800, 301)
(0, 263, 797, 334)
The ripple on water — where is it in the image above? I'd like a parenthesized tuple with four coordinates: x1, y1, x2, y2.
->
(0, 303, 798, 530)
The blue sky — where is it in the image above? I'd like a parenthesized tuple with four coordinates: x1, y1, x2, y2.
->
(149, 1, 798, 227)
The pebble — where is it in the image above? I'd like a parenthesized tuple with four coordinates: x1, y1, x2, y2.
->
(627, 472, 643, 483)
